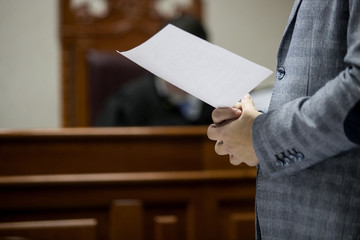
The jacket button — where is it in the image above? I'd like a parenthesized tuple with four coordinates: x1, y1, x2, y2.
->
(296, 152, 304, 161)
(288, 154, 297, 162)
(283, 157, 291, 166)
(277, 67, 285, 80)
(275, 160, 284, 167)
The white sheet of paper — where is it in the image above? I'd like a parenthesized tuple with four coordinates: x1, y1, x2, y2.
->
(118, 24, 273, 108)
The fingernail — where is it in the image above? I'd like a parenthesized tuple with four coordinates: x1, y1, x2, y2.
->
(245, 94, 251, 99)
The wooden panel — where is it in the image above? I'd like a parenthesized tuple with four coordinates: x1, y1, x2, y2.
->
(0, 127, 257, 240)
(144, 202, 189, 240)
(218, 200, 256, 240)
(228, 213, 255, 240)
(110, 200, 143, 240)
(0, 127, 249, 176)
(0, 177, 255, 240)
(154, 216, 179, 240)
(0, 219, 97, 240)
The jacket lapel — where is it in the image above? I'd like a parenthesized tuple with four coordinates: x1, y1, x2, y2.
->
(283, 0, 303, 36)
(277, 0, 303, 62)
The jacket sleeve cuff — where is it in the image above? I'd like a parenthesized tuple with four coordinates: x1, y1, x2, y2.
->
(252, 113, 276, 174)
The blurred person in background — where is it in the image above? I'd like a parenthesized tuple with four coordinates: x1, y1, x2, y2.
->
(96, 14, 213, 126)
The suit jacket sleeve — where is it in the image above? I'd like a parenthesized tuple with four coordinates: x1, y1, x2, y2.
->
(252, 0, 360, 177)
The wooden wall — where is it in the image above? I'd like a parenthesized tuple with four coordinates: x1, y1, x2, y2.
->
(0, 127, 256, 240)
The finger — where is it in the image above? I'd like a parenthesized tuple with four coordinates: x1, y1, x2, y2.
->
(233, 101, 242, 109)
(212, 107, 241, 125)
(240, 94, 257, 112)
(208, 117, 238, 141)
(207, 124, 220, 141)
(214, 140, 228, 155)
(229, 154, 242, 166)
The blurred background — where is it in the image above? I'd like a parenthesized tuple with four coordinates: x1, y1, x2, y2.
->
(0, 0, 293, 129)
(0, 1, 294, 239)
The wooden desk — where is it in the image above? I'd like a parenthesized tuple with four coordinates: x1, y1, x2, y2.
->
(0, 127, 256, 240)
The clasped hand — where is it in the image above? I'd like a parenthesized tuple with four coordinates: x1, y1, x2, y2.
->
(207, 94, 261, 166)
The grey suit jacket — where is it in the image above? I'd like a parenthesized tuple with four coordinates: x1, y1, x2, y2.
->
(252, 0, 360, 239)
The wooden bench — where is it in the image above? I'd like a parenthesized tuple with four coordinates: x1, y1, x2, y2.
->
(0, 127, 256, 240)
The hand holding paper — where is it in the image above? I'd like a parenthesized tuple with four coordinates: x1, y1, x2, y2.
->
(118, 24, 272, 108)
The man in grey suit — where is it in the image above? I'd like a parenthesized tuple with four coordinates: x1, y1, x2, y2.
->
(207, 0, 360, 239)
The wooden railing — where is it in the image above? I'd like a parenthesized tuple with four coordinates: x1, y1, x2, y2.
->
(0, 127, 256, 240)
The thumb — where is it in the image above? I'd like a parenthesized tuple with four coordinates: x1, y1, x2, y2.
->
(241, 94, 257, 112)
